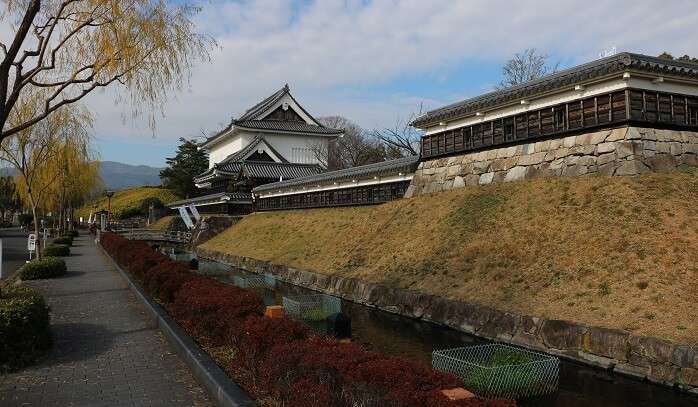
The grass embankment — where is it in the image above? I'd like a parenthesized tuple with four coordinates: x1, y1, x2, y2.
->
(77, 187, 179, 220)
(201, 169, 698, 343)
(147, 215, 175, 231)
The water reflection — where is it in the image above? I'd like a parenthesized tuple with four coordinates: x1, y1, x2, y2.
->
(165, 249, 697, 407)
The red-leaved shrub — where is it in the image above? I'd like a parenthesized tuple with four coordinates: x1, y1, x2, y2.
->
(99, 232, 515, 407)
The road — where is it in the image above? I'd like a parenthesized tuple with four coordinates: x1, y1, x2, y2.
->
(0, 227, 30, 281)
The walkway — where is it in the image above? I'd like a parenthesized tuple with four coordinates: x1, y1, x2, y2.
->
(0, 234, 212, 407)
(0, 227, 30, 281)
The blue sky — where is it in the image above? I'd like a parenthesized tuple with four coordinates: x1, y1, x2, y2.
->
(81, 0, 698, 167)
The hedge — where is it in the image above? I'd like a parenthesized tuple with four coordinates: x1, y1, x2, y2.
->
(0, 286, 52, 372)
(52, 236, 73, 246)
(100, 233, 514, 407)
(20, 257, 67, 280)
(43, 244, 70, 257)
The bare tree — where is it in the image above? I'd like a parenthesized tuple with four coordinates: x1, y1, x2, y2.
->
(370, 107, 424, 157)
(311, 116, 387, 170)
(0, 0, 212, 145)
(497, 48, 559, 89)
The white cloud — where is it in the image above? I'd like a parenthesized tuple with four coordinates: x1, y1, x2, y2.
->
(5, 0, 698, 163)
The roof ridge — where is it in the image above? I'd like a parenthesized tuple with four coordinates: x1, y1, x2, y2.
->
(413, 52, 698, 127)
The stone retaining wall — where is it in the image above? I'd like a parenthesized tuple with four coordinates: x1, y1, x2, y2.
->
(196, 247, 698, 394)
(407, 126, 698, 197)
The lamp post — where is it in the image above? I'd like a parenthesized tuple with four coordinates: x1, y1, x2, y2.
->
(105, 190, 114, 226)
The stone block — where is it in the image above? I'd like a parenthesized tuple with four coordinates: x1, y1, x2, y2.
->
(670, 142, 683, 156)
(550, 158, 565, 170)
(643, 141, 657, 151)
(490, 157, 518, 172)
(597, 152, 616, 166)
(649, 364, 680, 385)
(575, 133, 593, 146)
(534, 140, 551, 152)
(496, 146, 518, 159)
(522, 142, 536, 155)
(442, 180, 454, 190)
(548, 138, 563, 149)
(629, 336, 675, 365)
(596, 142, 616, 154)
(646, 154, 678, 172)
(518, 151, 546, 166)
(447, 156, 459, 166)
(614, 363, 649, 380)
(615, 160, 650, 176)
(570, 145, 596, 156)
(673, 345, 697, 368)
(606, 127, 628, 142)
(563, 135, 577, 148)
(452, 176, 465, 189)
(540, 319, 587, 350)
(680, 368, 698, 387)
(585, 327, 630, 361)
(625, 127, 643, 140)
(504, 166, 528, 182)
(554, 148, 571, 160)
(616, 141, 639, 159)
(486, 149, 499, 160)
(447, 165, 461, 177)
(656, 142, 671, 154)
(472, 160, 491, 175)
(590, 130, 611, 145)
(464, 174, 480, 186)
(684, 143, 698, 154)
(479, 172, 494, 185)
(577, 156, 597, 167)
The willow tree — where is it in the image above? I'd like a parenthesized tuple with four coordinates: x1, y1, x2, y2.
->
(0, 0, 211, 144)
(41, 135, 101, 233)
(0, 92, 92, 258)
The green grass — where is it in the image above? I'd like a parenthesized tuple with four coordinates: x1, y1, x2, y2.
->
(77, 187, 179, 220)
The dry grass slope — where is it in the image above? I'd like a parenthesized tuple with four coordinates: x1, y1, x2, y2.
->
(77, 187, 179, 220)
(201, 169, 698, 343)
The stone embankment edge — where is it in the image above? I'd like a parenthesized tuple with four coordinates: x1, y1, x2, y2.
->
(97, 243, 257, 407)
(196, 247, 698, 396)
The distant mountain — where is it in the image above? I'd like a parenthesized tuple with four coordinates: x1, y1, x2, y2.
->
(99, 161, 163, 190)
(2, 161, 162, 190)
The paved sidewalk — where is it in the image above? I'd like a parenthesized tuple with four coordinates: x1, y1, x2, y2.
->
(0, 235, 212, 407)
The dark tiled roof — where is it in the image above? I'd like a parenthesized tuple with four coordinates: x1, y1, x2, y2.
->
(194, 136, 288, 181)
(232, 120, 343, 135)
(253, 155, 419, 193)
(413, 53, 698, 128)
(202, 84, 341, 147)
(220, 161, 323, 180)
(167, 192, 252, 207)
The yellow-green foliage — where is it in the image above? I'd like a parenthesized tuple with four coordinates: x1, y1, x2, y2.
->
(77, 187, 179, 220)
(201, 169, 698, 343)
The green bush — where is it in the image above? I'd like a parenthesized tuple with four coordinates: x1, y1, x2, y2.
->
(19, 257, 67, 280)
(52, 236, 73, 246)
(43, 244, 70, 257)
(0, 286, 52, 372)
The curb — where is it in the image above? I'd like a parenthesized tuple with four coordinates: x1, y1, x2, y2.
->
(96, 242, 256, 407)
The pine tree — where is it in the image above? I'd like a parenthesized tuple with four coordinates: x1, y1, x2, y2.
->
(160, 138, 209, 198)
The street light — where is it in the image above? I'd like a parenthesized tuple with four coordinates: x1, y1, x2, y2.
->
(105, 190, 114, 225)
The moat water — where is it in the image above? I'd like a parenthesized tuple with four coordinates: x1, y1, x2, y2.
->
(166, 249, 697, 407)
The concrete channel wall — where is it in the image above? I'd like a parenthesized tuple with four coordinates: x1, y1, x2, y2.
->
(196, 247, 698, 394)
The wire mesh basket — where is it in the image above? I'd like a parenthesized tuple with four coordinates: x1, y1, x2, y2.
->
(432, 343, 559, 399)
(232, 275, 267, 289)
(263, 273, 277, 289)
(282, 294, 341, 321)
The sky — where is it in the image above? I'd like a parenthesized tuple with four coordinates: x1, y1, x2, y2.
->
(8, 0, 698, 167)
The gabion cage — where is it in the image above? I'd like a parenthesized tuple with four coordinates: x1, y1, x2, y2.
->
(432, 344, 559, 399)
(282, 294, 341, 321)
(263, 273, 277, 289)
(232, 275, 267, 289)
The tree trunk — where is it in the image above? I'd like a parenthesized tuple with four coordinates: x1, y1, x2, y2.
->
(27, 193, 40, 260)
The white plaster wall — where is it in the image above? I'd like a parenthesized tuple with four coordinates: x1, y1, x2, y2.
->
(207, 132, 253, 168)
(264, 133, 329, 165)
